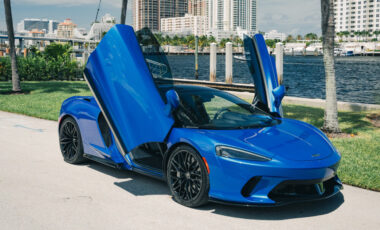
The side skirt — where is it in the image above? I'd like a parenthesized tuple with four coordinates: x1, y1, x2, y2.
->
(84, 153, 123, 169)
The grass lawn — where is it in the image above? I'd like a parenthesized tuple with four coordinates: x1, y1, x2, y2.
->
(1, 81, 379, 191)
(0, 81, 91, 120)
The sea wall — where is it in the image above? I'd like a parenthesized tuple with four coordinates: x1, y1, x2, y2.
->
(228, 91, 380, 112)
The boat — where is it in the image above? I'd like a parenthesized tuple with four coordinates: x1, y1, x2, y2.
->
(233, 54, 248, 61)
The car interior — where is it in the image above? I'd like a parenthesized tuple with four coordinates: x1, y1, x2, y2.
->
(98, 112, 167, 171)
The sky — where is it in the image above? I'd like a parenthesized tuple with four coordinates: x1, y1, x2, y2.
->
(0, 0, 322, 36)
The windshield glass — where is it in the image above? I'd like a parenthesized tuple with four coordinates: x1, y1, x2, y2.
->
(135, 28, 173, 80)
(174, 87, 280, 129)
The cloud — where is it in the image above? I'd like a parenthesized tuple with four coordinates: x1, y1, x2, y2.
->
(258, 0, 321, 35)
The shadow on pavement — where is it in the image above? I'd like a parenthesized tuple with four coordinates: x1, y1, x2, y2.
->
(86, 162, 169, 196)
(85, 161, 344, 220)
(199, 193, 344, 220)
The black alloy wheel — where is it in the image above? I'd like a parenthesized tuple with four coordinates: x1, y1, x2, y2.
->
(167, 145, 209, 207)
(59, 117, 85, 164)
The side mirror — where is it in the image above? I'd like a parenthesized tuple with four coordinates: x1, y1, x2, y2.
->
(272, 85, 285, 108)
(164, 89, 180, 115)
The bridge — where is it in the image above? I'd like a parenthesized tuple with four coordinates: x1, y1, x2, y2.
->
(0, 34, 98, 56)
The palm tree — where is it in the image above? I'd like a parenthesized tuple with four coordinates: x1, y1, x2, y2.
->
(321, 0, 340, 133)
(3, 0, 21, 92)
(296, 34, 303, 41)
(360, 30, 370, 41)
(154, 33, 164, 44)
(305, 33, 318, 40)
(340, 31, 350, 41)
(374, 30, 380, 41)
(219, 38, 231, 49)
(360, 30, 366, 41)
(336, 32, 343, 41)
(208, 35, 216, 44)
(120, 0, 128, 24)
(342, 31, 350, 41)
(354, 31, 360, 41)
(286, 35, 294, 42)
(184, 35, 195, 48)
(198, 35, 208, 50)
(232, 36, 242, 46)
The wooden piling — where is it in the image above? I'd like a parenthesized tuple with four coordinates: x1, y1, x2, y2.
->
(225, 42, 233, 84)
(209, 43, 217, 82)
(275, 42, 284, 84)
(195, 35, 199, 79)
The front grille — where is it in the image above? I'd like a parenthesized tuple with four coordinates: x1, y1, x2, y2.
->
(268, 176, 339, 202)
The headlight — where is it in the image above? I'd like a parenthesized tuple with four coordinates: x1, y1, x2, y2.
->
(215, 146, 271, 162)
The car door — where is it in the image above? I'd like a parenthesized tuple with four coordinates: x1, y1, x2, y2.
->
(243, 34, 285, 117)
(84, 25, 174, 157)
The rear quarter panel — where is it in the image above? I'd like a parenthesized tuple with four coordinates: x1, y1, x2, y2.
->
(59, 96, 106, 154)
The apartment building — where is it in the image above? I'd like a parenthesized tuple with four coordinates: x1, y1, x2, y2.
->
(208, 0, 257, 40)
(133, 0, 188, 31)
(161, 13, 208, 35)
(334, 0, 380, 34)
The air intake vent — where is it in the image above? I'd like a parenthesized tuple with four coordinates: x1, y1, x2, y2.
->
(241, 176, 262, 197)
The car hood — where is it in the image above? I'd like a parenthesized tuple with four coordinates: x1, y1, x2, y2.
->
(203, 118, 336, 161)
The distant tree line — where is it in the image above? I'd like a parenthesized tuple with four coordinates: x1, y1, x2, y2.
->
(336, 30, 380, 42)
(153, 33, 243, 49)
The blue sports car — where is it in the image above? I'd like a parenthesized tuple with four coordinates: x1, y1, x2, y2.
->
(58, 25, 342, 207)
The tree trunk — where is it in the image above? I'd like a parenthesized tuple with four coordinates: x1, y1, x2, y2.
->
(321, 0, 340, 133)
(120, 0, 128, 25)
(3, 0, 21, 92)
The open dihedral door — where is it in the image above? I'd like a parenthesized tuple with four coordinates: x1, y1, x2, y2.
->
(84, 25, 174, 156)
(243, 34, 285, 117)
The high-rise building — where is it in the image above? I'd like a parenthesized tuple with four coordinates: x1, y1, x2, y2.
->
(57, 19, 77, 38)
(208, 0, 257, 40)
(232, 0, 257, 32)
(133, 0, 159, 31)
(17, 18, 59, 34)
(188, 0, 208, 16)
(161, 14, 208, 35)
(334, 0, 380, 35)
(133, 0, 188, 31)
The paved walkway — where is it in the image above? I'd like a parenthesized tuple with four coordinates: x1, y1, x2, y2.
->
(0, 111, 379, 230)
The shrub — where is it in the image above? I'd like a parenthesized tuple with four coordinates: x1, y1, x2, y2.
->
(0, 57, 11, 81)
(0, 43, 84, 81)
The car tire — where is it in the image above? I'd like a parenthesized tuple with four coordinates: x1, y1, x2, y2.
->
(59, 117, 86, 164)
(167, 145, 209, 207)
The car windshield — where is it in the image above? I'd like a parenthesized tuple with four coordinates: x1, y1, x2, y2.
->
(174, 87, 280, 129)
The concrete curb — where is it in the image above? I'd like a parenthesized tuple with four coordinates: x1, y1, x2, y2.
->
(228, 91, 380, 112)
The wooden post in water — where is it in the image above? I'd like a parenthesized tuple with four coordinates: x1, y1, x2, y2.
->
(225, 42, 233, 84)
(195, 35, 199, 79)
(210, 43, 217, 82)
(275, 42, 284, 84)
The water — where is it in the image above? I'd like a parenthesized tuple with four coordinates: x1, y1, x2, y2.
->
(167, 55, 380, 104)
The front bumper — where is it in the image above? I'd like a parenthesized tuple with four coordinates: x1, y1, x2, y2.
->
(210, 178, 342, 207)
(208, 154, 342, 206)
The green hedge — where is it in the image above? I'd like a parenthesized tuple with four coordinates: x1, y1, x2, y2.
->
(0, 56, 84, 81)
(0, 43, 84, 81)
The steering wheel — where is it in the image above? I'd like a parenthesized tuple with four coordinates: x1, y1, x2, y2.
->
(213, 108, 231, 120)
